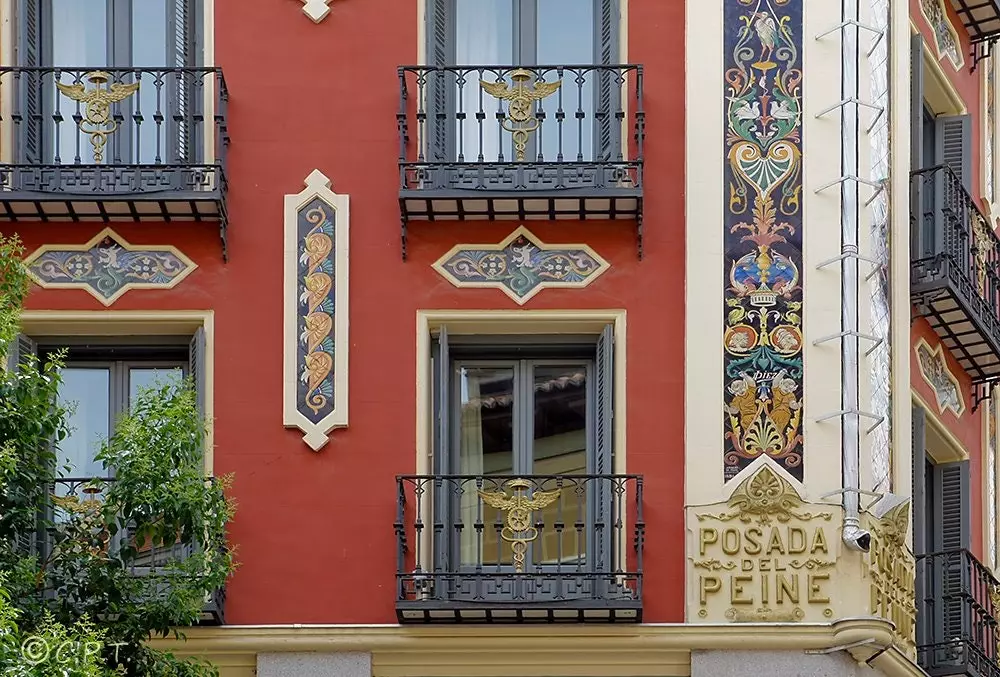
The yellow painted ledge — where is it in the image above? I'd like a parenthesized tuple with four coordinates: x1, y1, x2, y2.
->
(149, 619, 925, 677)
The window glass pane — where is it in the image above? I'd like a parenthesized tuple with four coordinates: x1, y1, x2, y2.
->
(532, 364, 587, 564)
(130, 0, 168, 164)
(455, 0, 514, 163)
(128, 366, 183, 404)
(51, 0, 108, 164)
(458, 365, 514, 566)
(536, 0, 595, 161)
(57, 368, 110, 478)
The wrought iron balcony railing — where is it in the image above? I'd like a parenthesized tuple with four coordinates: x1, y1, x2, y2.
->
(397, 64, 644, 259)
(0, 67, 229, 259)
(910, 165, 1000, 399)
(916, 549, 1000, 677)
(23, 477, 226, 625)
(395, 474, 644, 623)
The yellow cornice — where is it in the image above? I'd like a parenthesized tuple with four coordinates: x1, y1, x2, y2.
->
(150, 619, 925, 677)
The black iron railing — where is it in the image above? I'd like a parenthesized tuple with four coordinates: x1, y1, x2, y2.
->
(39, 477, 226, 624)
(398, 64, 643, 189)
(395, 474, 644, 622)
(910, 165, 1000, 387)
(0, 67, 229, 253)
(916, 549, 1000, 677)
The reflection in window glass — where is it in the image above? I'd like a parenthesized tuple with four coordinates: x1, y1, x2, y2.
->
(131, 0, 169, 164)
(129, 367, 184, 405)
(57, 368, 111, 478)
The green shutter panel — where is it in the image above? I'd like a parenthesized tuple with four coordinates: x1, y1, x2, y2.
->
(15, 0, 41, 164)
(935, 114, 972, 190)
(595, 0, 619, 161)
(593, 324, 614, 580)
(933, 460, 971, 646)
(427, 0, 453, 163)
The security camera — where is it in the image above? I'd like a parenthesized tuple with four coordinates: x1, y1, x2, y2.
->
(843, 528, 871, 552)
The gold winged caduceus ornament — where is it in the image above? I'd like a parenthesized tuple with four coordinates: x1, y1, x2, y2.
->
(478, 478, 561, 573)
(480, 69, 561, 162)
(56, 71, 140, 164)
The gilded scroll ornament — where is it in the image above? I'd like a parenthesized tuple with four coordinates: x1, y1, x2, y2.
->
(972, 214, 994, 298)
(481, 69, 561, 162)
(478, 479, 561, 573)
(283, 170, 350, 451)
(698, 465, 832, 526)
(723, 0, 804, 482)
(56, 71, 139, 164)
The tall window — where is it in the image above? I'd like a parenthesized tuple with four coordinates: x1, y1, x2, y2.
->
(15, 0, 202, 165)
(433, 328, 614, 577)
(427, 0, 619, 163)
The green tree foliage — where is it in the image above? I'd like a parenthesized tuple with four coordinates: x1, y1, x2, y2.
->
(0, 234, 234, 676)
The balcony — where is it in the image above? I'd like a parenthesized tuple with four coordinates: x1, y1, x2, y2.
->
(394, 474, 644, 623)
(916, 550, 1000, 677)
(910, 165, 1000, 395)
(396, 64, 644, 259)
(945, 0, 1000, 67)
(35, 477, 226, 625)
(0, 67, 229, 259)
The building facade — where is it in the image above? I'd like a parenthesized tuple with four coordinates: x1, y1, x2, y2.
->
(3, 0, 1000, 675)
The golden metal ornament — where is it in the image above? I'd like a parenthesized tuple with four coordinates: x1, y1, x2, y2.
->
(478, 478, 561, 572)
(972, 213, 995, 298)
(56, 71, 140, 164)
(697, 464, 832, 526)
(480, 69, 561, 162)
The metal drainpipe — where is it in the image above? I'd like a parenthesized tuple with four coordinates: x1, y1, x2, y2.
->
(841, 0, 868, 550)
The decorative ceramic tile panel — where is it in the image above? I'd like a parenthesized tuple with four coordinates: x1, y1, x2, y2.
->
(723, 0, 804, 482)
(433, 226, 609, 304)
(24, 228, 196, 305)
(919, 0, 963, 70)
(301, 0, 331, 22)
(283, 170, 349, 451)
(915, 339, 964, 417)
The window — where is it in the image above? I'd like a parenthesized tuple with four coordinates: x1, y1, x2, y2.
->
(14, 0, 202, 165)
(6, 332, 206, 484)
(426, 0, 619, 164)
(432, 327, 614, 576)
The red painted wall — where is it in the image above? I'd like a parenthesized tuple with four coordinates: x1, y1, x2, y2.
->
(3, 0, 686, 623)
(910, 2, 990, 561)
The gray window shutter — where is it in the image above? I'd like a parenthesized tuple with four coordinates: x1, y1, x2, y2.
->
(427, 0, 453, 163)
(935, 114, 972, 191)
(595, 0, 619, 161)
(593, 324, 614, 578)
(911, 406, 929, 648)
(189, 327, 206, 425)
(15, 0, 41, 164)
(432, 327, 451, 575)
(933, 460, 971, 644)
(167, 0, 198, 164)
(5, 333, 37, 372)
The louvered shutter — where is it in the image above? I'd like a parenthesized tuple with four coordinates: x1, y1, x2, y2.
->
(911, 36, 925, 258)
(911, 406, 931, 648)
(592, 324, 614, 583)
(933, 460, 971, 647)
(432, 327, 451, 577)
(167, 0, 198, 164)
(427, 0, 454, 166)
(4, 333, 37, 372)
(189, 326, 206, 425)
(936, 115, 972, 190)
(933, 114, 972, 266)
(595, 0, 619, 162)
(15, 0, 42, 164)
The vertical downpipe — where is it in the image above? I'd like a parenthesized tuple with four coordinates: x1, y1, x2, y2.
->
(841, 0, 867, 550)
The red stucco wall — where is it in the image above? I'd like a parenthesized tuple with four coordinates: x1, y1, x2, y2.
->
(4, 0, 686, 623)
